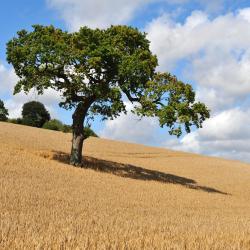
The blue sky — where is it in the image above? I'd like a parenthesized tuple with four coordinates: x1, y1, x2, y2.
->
(1, 0, 250, 162)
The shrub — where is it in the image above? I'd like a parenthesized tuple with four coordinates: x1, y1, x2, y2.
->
(43, 119, 64, 131)
(22, 101, 50, 127)
(62, 124, 72, 133)
(44, 120, 98, 139)
(61, 124, 97, 138)
(8, 118, 23, 124)
(83, 127, 98, 139)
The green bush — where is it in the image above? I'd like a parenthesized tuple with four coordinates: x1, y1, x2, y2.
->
(84, 127, 98, 139)
(8, 118, 23, 124)
(42, 119, 64, 131)
(61, 124, 98, 138)
(62, 124, 72, 133)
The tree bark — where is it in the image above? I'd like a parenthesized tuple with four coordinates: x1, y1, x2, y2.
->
(70, 101, 90, 166)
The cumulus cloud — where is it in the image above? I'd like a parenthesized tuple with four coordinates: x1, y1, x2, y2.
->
(191, 48, 250, 96)
(146, 9, 250, 69)
(0, 63, 18, 94)
(195, 87, 236, 112)
(46, 0, 152, 30)
(164, 108, 250, 162)
(4, 89, 62, 119)
(46, 0, 231, 31)
(0, 63, 62, 118)
(146, 9, 250, 109)
(100, 102, 159, 145)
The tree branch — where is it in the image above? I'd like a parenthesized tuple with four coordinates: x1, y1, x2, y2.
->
(122, 89, 140, 103)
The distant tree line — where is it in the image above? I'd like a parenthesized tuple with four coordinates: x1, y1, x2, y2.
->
(0, 99, 97, 138)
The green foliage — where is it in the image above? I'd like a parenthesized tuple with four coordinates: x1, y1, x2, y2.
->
(133, 73, 210, 137)
(62, 124, 98, 138)
(43, 119, 64, 131)
(0, 100, 8, 121)
(62, 124, 72, 133)
(8, 118, 22, 124)
(83, 127, 98, 139)
(43, 120, 97, 138)
(61, 123, 98, 138)
(7, 25, 210, 138)
(22, 101, 50, 128)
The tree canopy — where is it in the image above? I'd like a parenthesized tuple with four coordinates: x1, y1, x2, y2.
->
(22, 101, 51, 128)
(0, 99, 8, 121)
(6, 25, 210, 165)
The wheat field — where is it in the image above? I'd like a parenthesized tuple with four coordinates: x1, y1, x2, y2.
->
(1, 122, 250, 249)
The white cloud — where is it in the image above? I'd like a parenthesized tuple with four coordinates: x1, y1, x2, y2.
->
(46, 0, 230, 31)
(238, 7, 250, 22)
(195, 87, 236, 112)
(0, 63, 18, 94)
(46, 0, 151, 30)
(100, 102, 159, 145)
(0, 63, 62, 119)
(164, 108, 250, 162)
(191, 48, 250, 95)
(4, 89, 61, 119)
(146, 9, 250, 69)
(146, 9, 250, 109)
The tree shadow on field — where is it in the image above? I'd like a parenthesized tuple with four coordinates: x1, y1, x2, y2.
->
(53, 151, 229, 195)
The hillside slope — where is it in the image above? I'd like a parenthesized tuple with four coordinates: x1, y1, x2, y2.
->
(1, 122, 250, 249)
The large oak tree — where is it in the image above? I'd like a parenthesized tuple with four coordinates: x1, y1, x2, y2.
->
(7, 25, 210, 166)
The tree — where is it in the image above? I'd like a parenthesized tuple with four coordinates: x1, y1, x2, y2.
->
(6, 25, 210, 166)
(0, 99, 8, 121)
(22, 101, 50, 128)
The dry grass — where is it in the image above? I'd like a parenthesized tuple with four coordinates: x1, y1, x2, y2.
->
(1, 122, 250, 249)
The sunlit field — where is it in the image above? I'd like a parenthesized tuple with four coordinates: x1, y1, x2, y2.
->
(1, 122, 250, 249)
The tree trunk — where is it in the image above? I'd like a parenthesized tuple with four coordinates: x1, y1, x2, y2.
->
(70, 102, 88, 166)
(70, 129, 84, 166)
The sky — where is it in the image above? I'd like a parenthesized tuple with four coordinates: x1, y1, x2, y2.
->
(1, 0, 250, 162)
